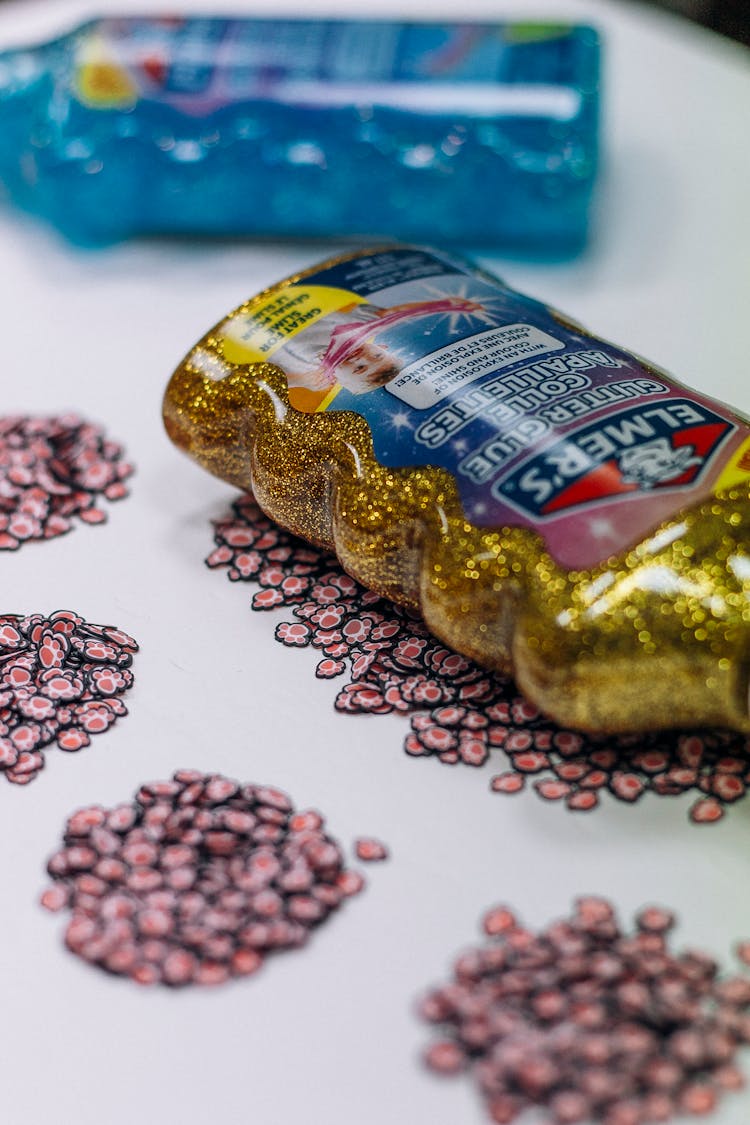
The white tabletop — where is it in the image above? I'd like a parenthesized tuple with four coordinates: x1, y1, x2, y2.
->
(0, 2, 749, 1124)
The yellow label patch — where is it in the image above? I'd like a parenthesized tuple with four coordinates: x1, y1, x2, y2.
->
(76, 61, 137, 109)
(315, 384, 343, 412)
(219, 285, 366, 365)
(714, 436, 750, 493)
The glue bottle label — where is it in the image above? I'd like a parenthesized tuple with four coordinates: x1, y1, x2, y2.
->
(72, 17, 583, 118)
(215, 247, 750, 569)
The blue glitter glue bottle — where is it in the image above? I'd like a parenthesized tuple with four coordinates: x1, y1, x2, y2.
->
(0, 17, 600, 250)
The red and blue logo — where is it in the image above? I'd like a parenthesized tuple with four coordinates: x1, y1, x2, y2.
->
(495, 399, 734, 519)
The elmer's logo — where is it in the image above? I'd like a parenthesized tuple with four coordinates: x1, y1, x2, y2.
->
(495, 399, 734, 518)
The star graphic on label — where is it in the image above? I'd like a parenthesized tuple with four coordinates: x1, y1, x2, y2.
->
(452, 438, 469, 455)
(388, 409, 413, 431)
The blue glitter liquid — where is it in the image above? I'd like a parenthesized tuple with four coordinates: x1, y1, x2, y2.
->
(0, 18, 600, 251)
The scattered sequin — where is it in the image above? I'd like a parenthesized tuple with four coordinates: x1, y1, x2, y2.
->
(0, 414, 133, 550)
(355, 837, 389, 862)
(419, 898, 750, 1123)
(0, 610, 137, 783)
(736, 942, 750, 968)
(42, 771, 372, 986)
(207, 494, 750, 825)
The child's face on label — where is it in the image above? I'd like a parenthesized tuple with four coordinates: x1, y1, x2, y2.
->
(334, 342, 400, 394)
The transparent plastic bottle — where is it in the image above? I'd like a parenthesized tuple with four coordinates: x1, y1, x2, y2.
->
(0, 17, 599, 248)
(164, 246, 750, 735)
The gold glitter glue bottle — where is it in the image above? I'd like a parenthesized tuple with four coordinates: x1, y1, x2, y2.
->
(164, 247, 750, 734)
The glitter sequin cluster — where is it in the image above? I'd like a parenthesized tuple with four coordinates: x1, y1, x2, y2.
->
(42, 771, 368, 986)
(0, 414, 133, 550)
(0, 610, 137, 784)
(420, 898, 750, 1124)
(207, 493, 750, 826)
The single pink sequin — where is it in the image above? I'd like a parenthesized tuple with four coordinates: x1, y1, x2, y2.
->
(354, 837, 389, 863)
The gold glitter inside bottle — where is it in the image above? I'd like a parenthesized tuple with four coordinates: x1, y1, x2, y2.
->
(164, 246, 750, 734)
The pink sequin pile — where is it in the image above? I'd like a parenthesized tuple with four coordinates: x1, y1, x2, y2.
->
(0, 414, 133, 550)
(42, 771, 368, 986)
(207, 494, 750, 827)
(0, 610, 137, 784)
(420, 898, 750, 1124)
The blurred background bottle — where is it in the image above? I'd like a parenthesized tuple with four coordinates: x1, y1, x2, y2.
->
(0, 16, 600, 249)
